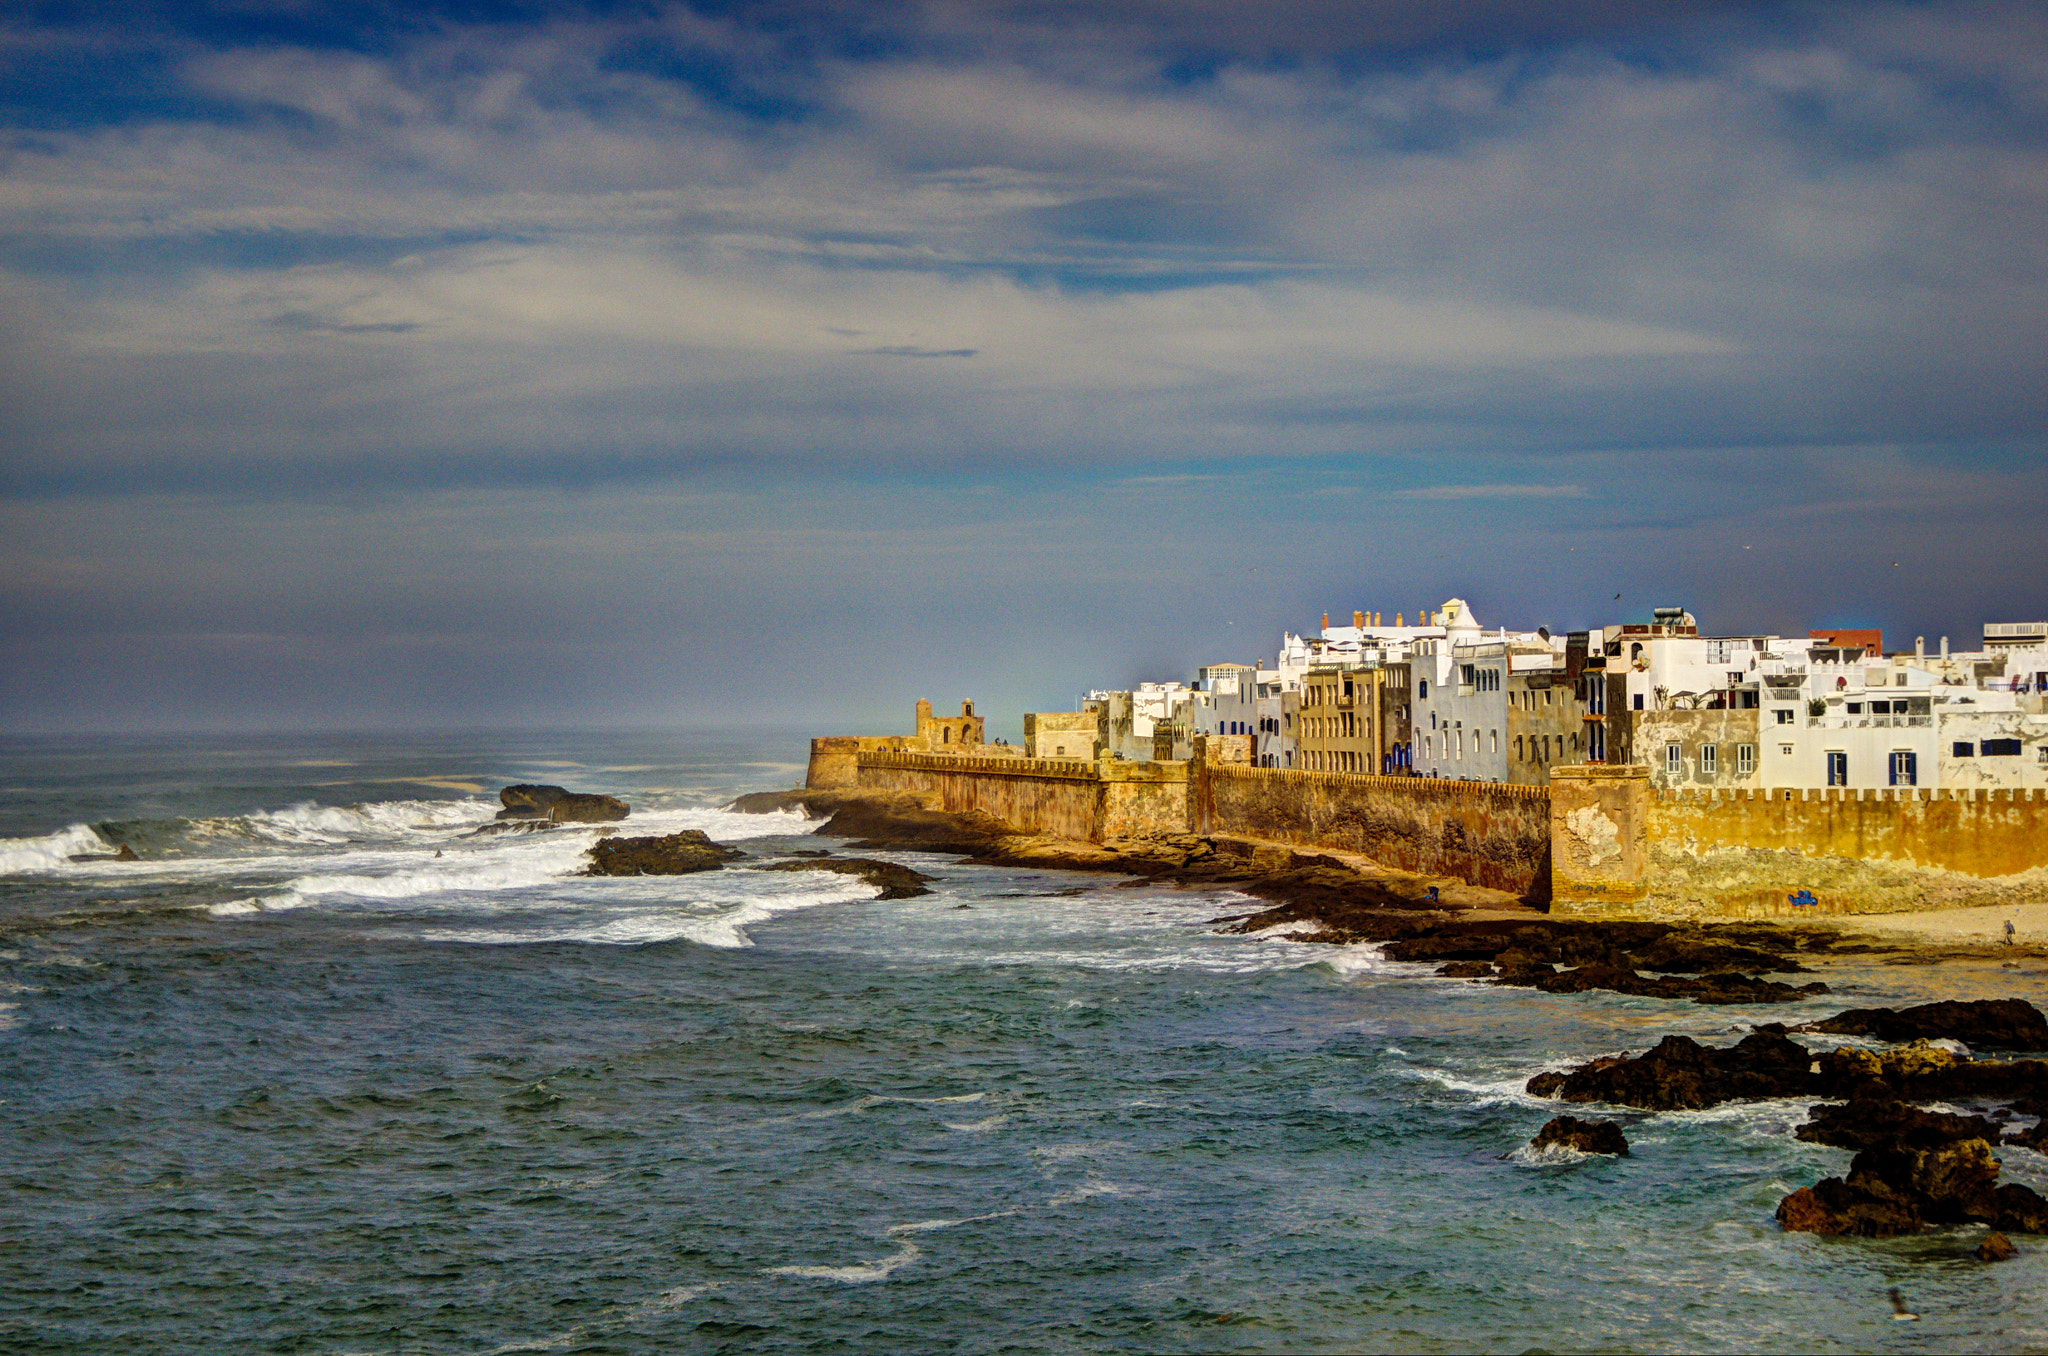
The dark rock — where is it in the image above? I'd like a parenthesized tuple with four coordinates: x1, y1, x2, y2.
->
(1623, 934, 1804, 974)
(498, 784, 630, 823)
(813, 801, 1009, 856)
(583, 830, 744, 876)
(1976, 1231, 2017, 1261)
(114, 843, 139, 862)
(1526, 1071, 1568, 1099)
(1529, 1031, 1816, 1111)
(756, 857, 934, 900)
(728, 789, 802, 814)
(1796, 1098, 2003, 1153)
(1995, 1183, 2048, 1234)
(1775, 1177, 1924, 1238)
(1801, 999, 2048, 1051)
(1435, 960, 1496, 978)
(2005, 1119, 2048, 1151)
(1848, 1139, 2002, 1225)
(1500, 962, 1826, 1006)
(1531, 1115, 1629, 1156)
(787, 849, 833, 858)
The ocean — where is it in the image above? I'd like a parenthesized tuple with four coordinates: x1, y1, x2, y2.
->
(1, 731, 2042, 1354)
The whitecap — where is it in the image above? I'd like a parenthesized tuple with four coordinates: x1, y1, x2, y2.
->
(943, 1114, 1009, 1133)
(0, 823, 110, 875)
(1048, 1178, 1140, 1207)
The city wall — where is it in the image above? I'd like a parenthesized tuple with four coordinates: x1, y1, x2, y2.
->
(1553, 768, 2048, 917)
(853, 752, 1189, 843)
(829, 744, 2048, 918)
(1193, 764, 1552, 896)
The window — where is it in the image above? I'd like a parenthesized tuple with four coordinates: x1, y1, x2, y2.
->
(1515, 736, 1524, 760)
(1665, 743, 1683, 774)
(1632, 693, 1645, 710)
(1826, 751, 1848, 786)
(1490, 730, 1499, 754)
(1736, 744, 1755, 775)
(1700, 744, 1717, 774)
(1776, 709, 1795, 725)
(1781, 744, 1794, 756)
(1983, 739, 2022, 757)
(1953, 742, 1975, 758)
(2039, 746, 2048, 764)
(1895, 673, 1907, 687)
(1418, 679, 1429, 698)
(1542, 736, 1551, 761)
(1889, 751, 1917, 786)
(1847, 703, 1862, 714)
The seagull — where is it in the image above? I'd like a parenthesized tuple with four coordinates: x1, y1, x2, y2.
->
(1889, 1287, 1917, 1321)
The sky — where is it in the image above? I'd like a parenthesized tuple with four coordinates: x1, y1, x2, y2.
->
(2, 0, 2045, 735)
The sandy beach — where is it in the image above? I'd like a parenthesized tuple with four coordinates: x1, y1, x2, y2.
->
(1837, 900, 2048, 951)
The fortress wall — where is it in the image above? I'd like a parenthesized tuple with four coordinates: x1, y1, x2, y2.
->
(1552, 766, 2048, 917)
(808, 736, 921, 789)
(1195, 764, 1552, 897)
(1641, 784, 2048, 917)
(856, 752, 1108, 841)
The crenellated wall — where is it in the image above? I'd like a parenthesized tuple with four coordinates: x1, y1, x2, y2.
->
(1194, 764, 1552, 896)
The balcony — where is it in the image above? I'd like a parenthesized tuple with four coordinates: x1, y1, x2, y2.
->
(1806, 715, 1933, 729)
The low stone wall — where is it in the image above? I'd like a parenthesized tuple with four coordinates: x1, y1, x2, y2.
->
(807, 736, 919, 789)
(1194, 764, 1552, 897)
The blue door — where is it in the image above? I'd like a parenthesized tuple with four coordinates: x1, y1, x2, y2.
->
(1826, 751, 1848, 786)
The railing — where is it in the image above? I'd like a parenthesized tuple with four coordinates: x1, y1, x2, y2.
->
(1806, 715, 1934, 729)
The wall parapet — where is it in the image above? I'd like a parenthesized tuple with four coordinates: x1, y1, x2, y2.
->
(1655, 785, 2040, 804)
(859, 751, 1101, 781)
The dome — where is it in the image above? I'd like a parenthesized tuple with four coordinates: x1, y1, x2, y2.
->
(1437, 597, 1482, 635)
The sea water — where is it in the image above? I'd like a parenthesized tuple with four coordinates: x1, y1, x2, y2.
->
(1, 731, 2043, 1354)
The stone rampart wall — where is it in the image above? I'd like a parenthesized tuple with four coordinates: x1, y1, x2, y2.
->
(1195, 765, 1552, 897)
(856, 751, 1109, 841)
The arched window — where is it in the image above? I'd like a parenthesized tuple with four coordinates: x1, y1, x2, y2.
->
(1515, 736, 1524, 760)
(943, 728, 951, 744)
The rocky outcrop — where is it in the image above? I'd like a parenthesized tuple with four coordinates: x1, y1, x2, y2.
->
(1775, 1137, 2048, 1239)
(756, 857, 935, 900)
(1531, 1115, 1629, 1156)
(1525, 1031, 1816, 1111)
(1501, 962, 1827, 1006)
(1977, 1231, 2018, 1261)
(499, 784, 630, 823)
(583, 830, 744, 876)
(1798, 999, 2048, 1051)
(1795, 1097, 2004, 1154)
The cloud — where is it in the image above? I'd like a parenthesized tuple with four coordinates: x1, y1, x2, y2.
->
(1391, 483, 1589, 500)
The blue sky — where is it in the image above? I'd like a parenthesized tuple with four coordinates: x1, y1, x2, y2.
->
(2, 1, 2044, 733)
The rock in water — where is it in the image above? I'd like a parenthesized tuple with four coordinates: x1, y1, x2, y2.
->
(114, 843, 139, 862)
(1531, 1115, 1629, 1156)
(497, 784, 630, 823)
(756, 857, 935, 900)
(1795, 1098, 2004, 1153)
(583, 831, 743, 876)
(1800, 999, 2048, 1050)
(1976, 1231, 2017, 1262)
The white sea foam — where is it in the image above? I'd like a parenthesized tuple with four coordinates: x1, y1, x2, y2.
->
(1508, 1143, 1595, 1166)
(0, 823, 109, 875)
(766, 1241, 922, 1284)
(942, 1113, 1009, 1133)
(1048, 1178, 1141, 1206)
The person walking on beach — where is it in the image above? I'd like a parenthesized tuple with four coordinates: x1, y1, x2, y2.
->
(2007, 919, 2018, 946)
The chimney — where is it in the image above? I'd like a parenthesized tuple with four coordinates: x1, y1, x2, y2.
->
(1915, 636, 1925, 659)
(1395, 613, 1403, 627)
(1940, 636, 1949, 659)
(1353, 610, 1364, 628)
(1321, 612, 1330, 630)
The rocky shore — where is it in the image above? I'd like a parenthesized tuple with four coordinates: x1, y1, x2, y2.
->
(727, 786, 2048, 1256)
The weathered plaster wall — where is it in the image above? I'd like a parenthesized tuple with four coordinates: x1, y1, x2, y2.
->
(1023, 712, 1100, 760)
(1549, 764, 1650, 912)
(1194, 765, 1551, 897)
(1553, 764, 2048, 917)
(1633, 707, 1762, 790)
